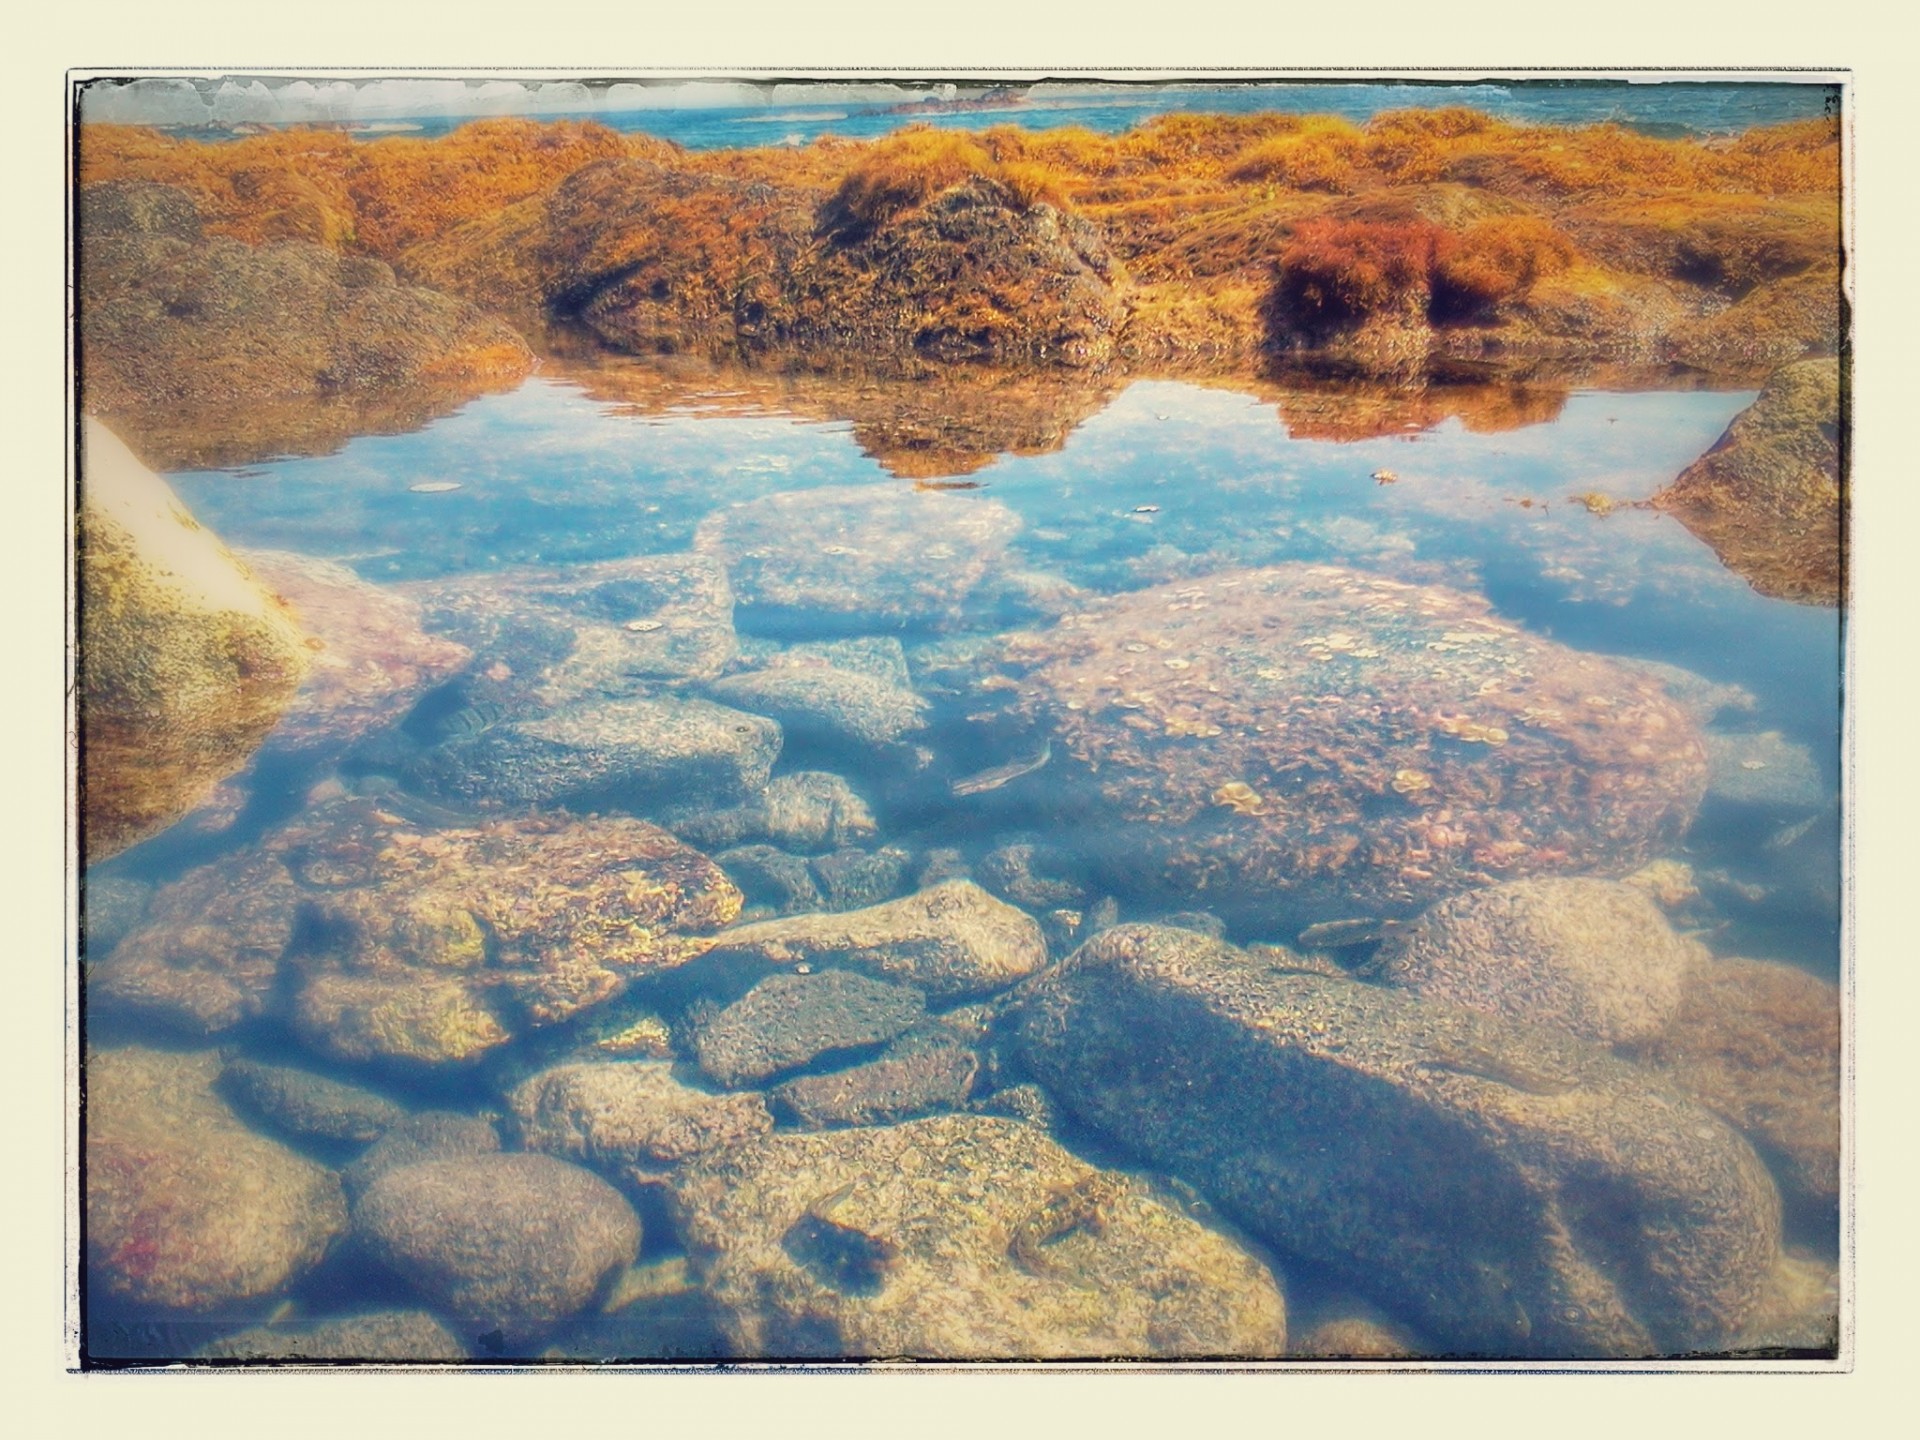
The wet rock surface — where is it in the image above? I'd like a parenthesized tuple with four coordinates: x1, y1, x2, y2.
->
(509, 1059, 773, 1173)
(87, 1047, 349, 1314)
(1013, 924, 1783, 1357)
(354, 1152, 641, 1348)
(706, 881, 1049, 1000)
(1004, 564, 1709, 927)
(1371, 877, 1699, 1045)
(342, 1112, 501, 1207)
(1652, 359, 1842, 606)
(695, 483, 1023, 630)
(670, 1114, 1286, 1358)
(691, 970, 929, 1088)
(80, 419, 310, 859)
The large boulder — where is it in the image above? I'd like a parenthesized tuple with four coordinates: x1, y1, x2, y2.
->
(79, 419, 310, 858)
(669, 1114, 1287, 1358)
(79, 180, 533, 417)
(704, 881, 1048, 1001)
(1012, 924, 1783, 1357)
(354, 1152, 641, 1349)
(1001, 564, 1709, 927)
(1651, 359, 1842, 605)
(87, 1047, 348, 1315)
(1370, 877, 1700, 1045)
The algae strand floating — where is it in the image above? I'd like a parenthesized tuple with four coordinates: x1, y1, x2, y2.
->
(1006, 563, 1708, 926)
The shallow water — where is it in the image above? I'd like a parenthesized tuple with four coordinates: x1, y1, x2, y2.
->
(85, 361, 1843, 1363)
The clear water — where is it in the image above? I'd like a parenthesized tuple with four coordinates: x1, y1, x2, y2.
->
(86, 360, 1843, 1363)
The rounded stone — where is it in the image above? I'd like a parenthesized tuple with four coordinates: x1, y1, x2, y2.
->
(355, 1152, 641, 1346)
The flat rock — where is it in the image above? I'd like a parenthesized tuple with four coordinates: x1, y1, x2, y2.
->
(79, 419, 309, 858)
(1371, 877, 1699, 1045)
(706, 881, 1048, 1000)
(87, 1047, 348, 1314)
(1003, 564, 1709, 927)
(199, 1308, 468, 1362)
(769, 1027, 980, 1129)
(219, 1058, 408, 1146)
(709, 664, 929, 748)
(670, 1114, 1286, 1358)
(1013, 924, 1783, 1357)
(509, 1059, 773, 1173)
(404, 694, 779, 812)
(692, 970, 928, 1088)
(1703, 729, 1827, 811)
(663, 771, 878, 856)
(355, 1152, 641, 1348)
(695, 483, 1023, 630)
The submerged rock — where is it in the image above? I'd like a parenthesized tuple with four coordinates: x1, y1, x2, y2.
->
(79, 419, 310, 859)
(1013, 924, 1783, 1357)
(705, 881, 1049, 1000)
(218, 1058, 408, 1146)
(1004, 564, 1708, 927)
(695, 483, 1023, 630)
(1621, 954, 1841, 1216)
(238, 551, 470, 759)
(691, 970, 928, 1088)
(404, 694, 779, 813)
(1703, 729, 1827, 811)
(1371, 877, 1700, 1046)
(1652, 359, 1842, 606)
(508, 1059, 773, 1175)
(342, 1112, 501, 1207)
(282, 804, 741, 1064)
(199, 1308, 469, 1362)
(663, 771, 878, 855)
(355, 1152, 641, 1348)
(670, 1114, 1286, 1358)
(709, 663, 929, 749)
(811, 844, 915, 911)
(87, 1047, 349, 1314)
(714, 844, 825, 914)
(769, 1026, 981, 1130)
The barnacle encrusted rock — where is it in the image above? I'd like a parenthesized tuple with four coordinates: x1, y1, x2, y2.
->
(1004, 563, 1709, 926)
(1013, 924, 1783, 1358)
(669, 1114, 1287, 1358)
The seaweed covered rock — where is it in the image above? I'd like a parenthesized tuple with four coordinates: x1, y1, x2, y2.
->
(79, 180, 533, 417)
(79, 419, 310, 859)
(1012, 924, 1783, 1357)
(1004, 564, 1709, 927)
(199, 1308, 469, 1362)
(704, 881, 1048, 1001)
(402, 694, 779, 813)
(98, 799, 741, 1063)
(1620, 955, 1841, 1216)
(508, 1059, 773, 1176)
(695, 483, 1023, 630)
(669, 1114, 1287, 1358)
(355, 1152, 641, 1349)
(283, 804, 741, 1064)
(87, 1047, 348, 1314)
(691, 970, 928, 1088)
(1652, 359, 1843, 605)
(1371, 877, 1699, 1045)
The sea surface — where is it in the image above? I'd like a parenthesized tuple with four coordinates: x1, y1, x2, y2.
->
(84, 355, 1843, 1363)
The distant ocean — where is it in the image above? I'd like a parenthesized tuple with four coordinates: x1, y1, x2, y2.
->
(79, 76, 1840, 148)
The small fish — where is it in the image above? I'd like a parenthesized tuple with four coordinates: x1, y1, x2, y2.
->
(1372, 469, 1399, 484)
(951, 740, 1053, 796)
(408, 480, 463, 494)
(1132, 504, 1161, 514)
(1296, 917, 1404, 949)
(1416, 1040, 1579, 1097)
(914, 479, 985, 491)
